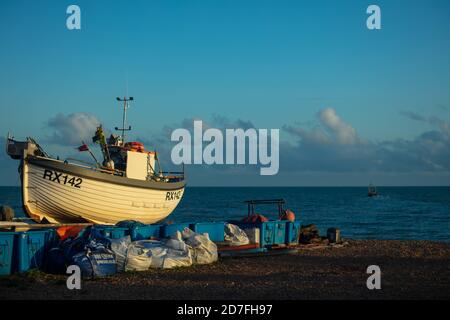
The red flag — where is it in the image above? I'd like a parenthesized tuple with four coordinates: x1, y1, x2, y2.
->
(77, 144, 89, 152)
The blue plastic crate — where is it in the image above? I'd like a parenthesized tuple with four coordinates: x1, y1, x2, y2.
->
(93, 226, 130, 239)
(161, 223, 192, 238)
(273, 221, 289, 244)
(233, 221, 276, 247)
(130, 224, 163, 241)
(0, 232, 15, 276)
(257, 221, 276, 246)
(286, 221, 301, 244)
(190, 222, 225, 242)
(14, 230, 53, 273)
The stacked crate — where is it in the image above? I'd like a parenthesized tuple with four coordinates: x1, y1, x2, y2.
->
(93, 225, 130, 239)
(0, 232, 15, 275)
(190, 222, 225, 242)
(130, 224, 163, 241)
(232, 220, 302, 247)
(161, 222, 196, 238)
(0, 228, 57, 275)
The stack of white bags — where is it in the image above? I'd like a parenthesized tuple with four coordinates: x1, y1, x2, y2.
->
(109, 228, 218, 271)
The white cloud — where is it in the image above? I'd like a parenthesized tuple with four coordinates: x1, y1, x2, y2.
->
(46, 112, 101, 145)
(318, 108, 359, 145)
(283, 108, 450, 173)
(2, 111, 450, 186)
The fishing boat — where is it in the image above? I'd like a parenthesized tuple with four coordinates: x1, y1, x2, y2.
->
(367, 183, 378, 197)
(5, 97, 186, 224)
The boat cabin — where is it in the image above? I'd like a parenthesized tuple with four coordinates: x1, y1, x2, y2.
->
(107, 139, 157, 181)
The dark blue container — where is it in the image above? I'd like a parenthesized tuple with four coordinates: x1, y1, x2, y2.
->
(130, 224, 163, 241)
(190, 222, 225, 242)
(286, 221, 301, 244)
(161, 223, 192, 238)
(14, 230, 54, 273)
(93, 226, 130, 239)
(0, 232, 15, 276)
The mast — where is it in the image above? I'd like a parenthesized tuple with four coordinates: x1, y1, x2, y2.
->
(115, 96, 133, 145)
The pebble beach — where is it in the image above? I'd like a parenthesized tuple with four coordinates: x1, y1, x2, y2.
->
(1, 240, 448, 300)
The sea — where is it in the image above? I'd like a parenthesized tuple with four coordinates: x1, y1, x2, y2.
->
(1, 186, 449, 242)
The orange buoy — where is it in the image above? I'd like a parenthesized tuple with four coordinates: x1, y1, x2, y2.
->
(124, 141, 145, 152)
(280, 209, 295, 221)
(242, 213, 268, 223)
(56, 225, 86, 241)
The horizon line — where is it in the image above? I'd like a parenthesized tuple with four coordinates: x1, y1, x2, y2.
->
(1, 185, 449, 188)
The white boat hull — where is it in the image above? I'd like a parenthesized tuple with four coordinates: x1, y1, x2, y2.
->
(22, 160, 185, 225)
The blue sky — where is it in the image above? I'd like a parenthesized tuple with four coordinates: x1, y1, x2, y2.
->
(0, 0, 449, 186)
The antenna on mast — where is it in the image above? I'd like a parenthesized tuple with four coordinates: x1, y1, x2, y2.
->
(115, 96, 133, 145)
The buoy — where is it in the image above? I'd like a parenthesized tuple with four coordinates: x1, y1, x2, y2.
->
(241, 214, 268, 223)
(124, 141, 146, 152)
(280, 209, 295, 221)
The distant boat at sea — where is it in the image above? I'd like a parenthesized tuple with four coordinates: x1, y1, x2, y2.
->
(368, 183, 378, 197)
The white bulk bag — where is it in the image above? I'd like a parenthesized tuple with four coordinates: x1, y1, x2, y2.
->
(147, 246, 169, 269)
(109, 236, 131, 272)
(182, 229, 218, 265)
(125, 240, 162, 271)
(224, 223, 250, 246)
(162, 248, 193, 269)
(125, 244, 152, 271)
(145, 235, 193, 269)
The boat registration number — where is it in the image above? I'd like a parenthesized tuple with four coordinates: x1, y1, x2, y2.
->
(43, 169, 83, 188)
(165, 190, 182, 201)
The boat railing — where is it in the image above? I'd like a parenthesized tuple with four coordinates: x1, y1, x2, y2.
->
(244, 199, 286, 218)
(160, 171, 185, 182)
(64, 158, 126, 176)
(160, 162, 185, 179)
(27, 137, 50, 158)
(33, 155, 125, 176)
(64, 158, 99, 168)
(33, 156, 184, 181)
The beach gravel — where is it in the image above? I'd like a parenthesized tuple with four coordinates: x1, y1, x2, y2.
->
(0, 240, 448, 300)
